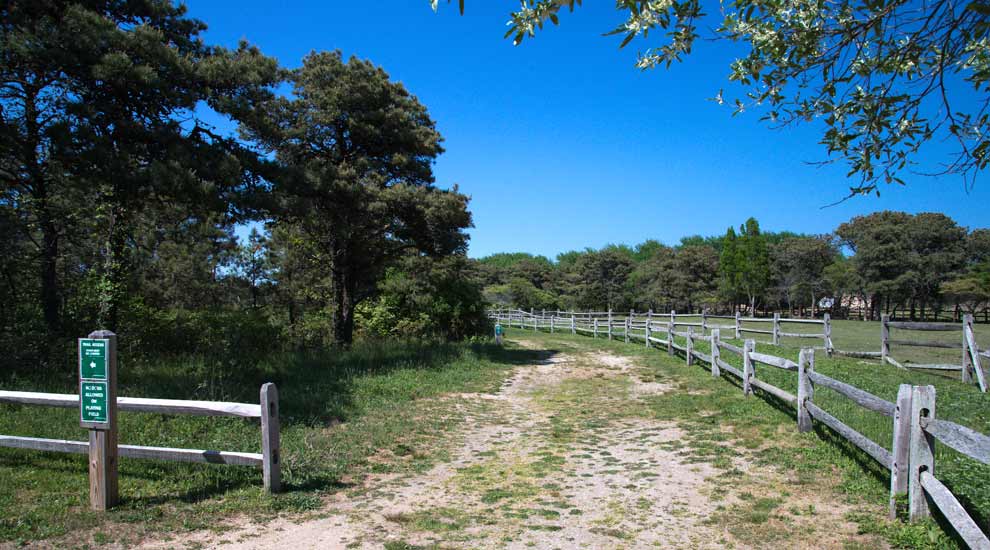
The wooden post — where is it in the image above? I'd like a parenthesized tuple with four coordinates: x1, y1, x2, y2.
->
(81, 330, 119, 511)
(881, 314, 890, 363)
(701, 310, 708, 335)
(797, 348, 814, 432)
(645, 320, 651, 349)
(667, 322, 674, 356)
(686, 327, 694, 366)
(963, 314, 988, 392)
(734, 310, 741, 339)
(908, 385, 935, 522)
(711, 329, 721, 377)
(890, 384, 913, 519)
(571, 315, 576, 335)
(743, 339, 755, 396)
(823, 313, 833, 357)
(608, 309, 613, 340)
(962, 314, 973, 384)
(772, 312, 780, 345)
(261, 383, 281, 493)
(593, 318, 598, 338)
(670, 309, 676, 327)
(550, 315, 555, 333)
(624, 317, 630, 343)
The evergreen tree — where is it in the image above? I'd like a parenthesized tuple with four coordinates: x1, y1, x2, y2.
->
(738, 218, 771, 313)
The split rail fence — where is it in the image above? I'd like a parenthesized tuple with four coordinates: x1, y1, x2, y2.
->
(881, 314, 987, 392)
(0, 384, 281, 492)
(501, 308, 834, 352)
(491, 308, 990, 549)
(503, 308, 988, 392)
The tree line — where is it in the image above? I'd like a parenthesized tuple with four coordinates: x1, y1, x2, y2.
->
(1, 2, 488, 370)
(478, 213, 990, 322)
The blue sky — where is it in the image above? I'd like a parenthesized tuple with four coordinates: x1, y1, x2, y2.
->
(185, 0, 989, 259)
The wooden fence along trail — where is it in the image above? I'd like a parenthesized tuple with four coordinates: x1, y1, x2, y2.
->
(508, 307, 988, 392)
(492, 308, 990, 549)
(0, 383, 281, 492)
(1, 329, 281, 509)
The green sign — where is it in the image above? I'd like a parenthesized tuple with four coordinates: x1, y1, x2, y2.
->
(79, 339, 108, 380)
(81, 381, 108, 424)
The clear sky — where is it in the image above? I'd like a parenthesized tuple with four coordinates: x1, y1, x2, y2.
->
(184, 0, 989, 259)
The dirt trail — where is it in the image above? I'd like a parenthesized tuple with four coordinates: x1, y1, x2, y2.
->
(142, 337, 873, 550)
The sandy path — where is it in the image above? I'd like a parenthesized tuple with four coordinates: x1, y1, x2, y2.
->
(141, 338, 872, 549)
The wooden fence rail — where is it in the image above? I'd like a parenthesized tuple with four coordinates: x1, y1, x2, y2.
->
(490, 308, 990, 547)
(0, 384, 280, 492)
(880, 314, 987, 392)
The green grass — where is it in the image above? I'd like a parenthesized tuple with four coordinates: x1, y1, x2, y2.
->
(504, 326, 990, 549)
(0, 340, 536, 547)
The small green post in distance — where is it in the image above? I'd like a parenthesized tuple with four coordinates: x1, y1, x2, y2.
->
(494, 323, 503, 346)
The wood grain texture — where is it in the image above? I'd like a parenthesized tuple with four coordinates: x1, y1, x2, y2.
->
(923, 418, 990, 465)
(919, 471, 990, 550)
(807, 402, 892, 467)
(806, 372, 895, 417)
(890, 385, 913, 519)
(909, 385, 936, 521)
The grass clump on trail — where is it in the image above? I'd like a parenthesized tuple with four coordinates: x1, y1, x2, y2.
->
(0, 340, 531, 547)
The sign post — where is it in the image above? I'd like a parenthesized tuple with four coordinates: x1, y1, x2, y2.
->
(79, 330, 118, 511)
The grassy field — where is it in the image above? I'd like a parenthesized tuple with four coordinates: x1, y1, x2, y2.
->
(0, 341, 533, 547)
(506, 324, 990, 549)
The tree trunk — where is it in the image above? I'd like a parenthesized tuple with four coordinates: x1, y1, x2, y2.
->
(99, 206, 128, 332)
(330, 267, 356, 347)
(37, 187, 60, 339)
(24, 86, 61, 340)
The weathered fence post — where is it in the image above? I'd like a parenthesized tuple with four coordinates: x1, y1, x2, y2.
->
(797, 348, 814, 432)
(908, 385, 936, 522)
(645, 320, 651, 349)
(667, 321, 674, 356)
(743, 339, 755, 396)
(734, 310, 741, 339)
(670, 309, 676, 328)
(963, 314, 987, 392)
(261, 383, 281, 493)
(823, 313, 833, 357)
(881, 314, 890, 363)
(962, 313, 974, 384)
(80, 330, 119, 511)
(890, 384, 913, 519)
(711, 329, 721, 377)
(550, 315, 555, 333)
(772, 312, 780, 345)
(608, 309, 613, 340)
(701, 310, 708, 335)
(571, 314, 576, 335)
(686, 327, 694, 366)
(625, 316, 630, 343)
(593, 318, 598, 338)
